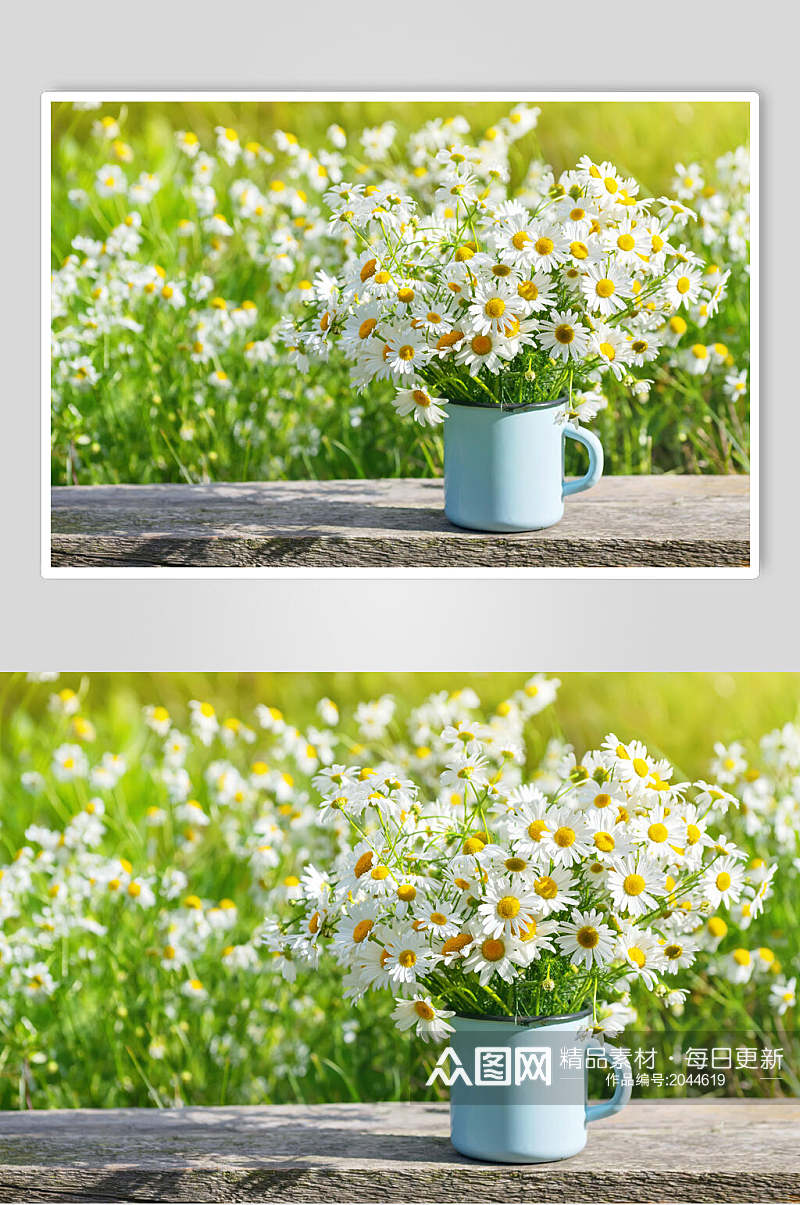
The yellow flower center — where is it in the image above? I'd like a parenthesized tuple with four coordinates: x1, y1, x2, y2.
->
(528, 819, 549, 841)
(398, 949, 417, 968)
(511, 231, 530, 250)
(627, 946, 646, 967)
(577, 926, 600, 949)
(716, 871, 732, 891)
(471, 334, 492, 355)
(398, 344, 415, 361)
(534, 875, 558, 900)
(648, 822, 668, 843)
(517, 281, 539, 301)
(594, 832, 615, 852)
(358, 318, 377, 339)
(414, 1000, 435, 1020)
(599, 342, 615, 361)
(442, 933, 473, 955)
(481, 938, 506, 962)
(570, 241, 588, 259)
(623, 873, 646, 896)
(595, 278, 615, 298)
(352, 919, 373, 943)
(617, 233, 635, 251)
(555, 323, 575, 344)
(534, 236, 554, 256)
(554, 826, 576, 847)
(676, 276, 691, 294)
(354, 852, 373, 878)
(484, 297, 505, 318)
(496, 895, 520, 919)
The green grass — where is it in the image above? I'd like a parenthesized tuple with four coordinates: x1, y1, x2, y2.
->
(0, 673, 796, 1110)
(50, 100, 751, 484)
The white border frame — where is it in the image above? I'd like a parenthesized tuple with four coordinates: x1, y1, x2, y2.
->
(42, 90, 759, 580)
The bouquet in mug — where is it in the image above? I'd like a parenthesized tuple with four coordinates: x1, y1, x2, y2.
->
(283, 140, 729, 428)
(270, 695, 777, 1043)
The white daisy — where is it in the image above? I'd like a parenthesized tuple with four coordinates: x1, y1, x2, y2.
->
(392, 996, 455, 1042)
(537, 309, 590, 362)
(607, 856, 661, 917)
(557, 908, 615, 969)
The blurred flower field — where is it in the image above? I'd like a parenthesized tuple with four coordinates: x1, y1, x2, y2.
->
(50, 99, 751, 486)
(0, 672, 796, 1110)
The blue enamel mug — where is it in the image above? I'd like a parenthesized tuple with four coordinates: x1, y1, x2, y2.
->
(443, 399, 604, 532)
(447, 1011, 631, 1163)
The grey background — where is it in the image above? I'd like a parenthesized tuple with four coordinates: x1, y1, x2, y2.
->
(4, 0, 790, 669)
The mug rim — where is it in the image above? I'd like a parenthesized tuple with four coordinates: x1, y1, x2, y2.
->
(445, 396, 567, 414)
(454, 1006, 592, 1027)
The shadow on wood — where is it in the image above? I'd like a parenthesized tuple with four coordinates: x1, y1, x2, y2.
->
(50, 476, 751, 569)
(0, 1099, 794, 1202)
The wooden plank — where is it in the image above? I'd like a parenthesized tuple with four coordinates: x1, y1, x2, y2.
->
(50, 476, 751, 569)
(0, 1100, 794, 1202)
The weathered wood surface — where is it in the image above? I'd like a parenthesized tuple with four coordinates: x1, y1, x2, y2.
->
(50, 475, 750, 568)
(0, 1099, 794, 1202)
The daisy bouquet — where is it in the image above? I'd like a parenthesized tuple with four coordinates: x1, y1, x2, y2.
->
(275, 717, 776, 1043)
(285, 150, 727, 427)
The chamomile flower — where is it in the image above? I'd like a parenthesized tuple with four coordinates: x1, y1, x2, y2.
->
(392, 387, 448, 426)
(467, 283, 527, 337)
(607, 857, 661, 917)
(616, 926, 665, 987)
(537, 310, 590, 362)
(580, 262, 634, 317)
(477, 880, 541, 940)
(392, 996, 455, 1042)
(95, 164, 126, 197)
(664, 264, 704, 309)
(557, 909, 615, 968)
(770, 977, 797, 1016)
(381, 929, 433, 988)
(700, 856, 745, 907)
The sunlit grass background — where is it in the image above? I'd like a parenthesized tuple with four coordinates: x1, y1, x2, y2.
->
(51, 99, 751, 485)
(4, 672, 792, 772)
(53, 100, 750, 199)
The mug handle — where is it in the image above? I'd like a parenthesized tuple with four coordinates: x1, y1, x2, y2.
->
(584, 1041, 632, 1123)
(563, 424, 604, 497)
